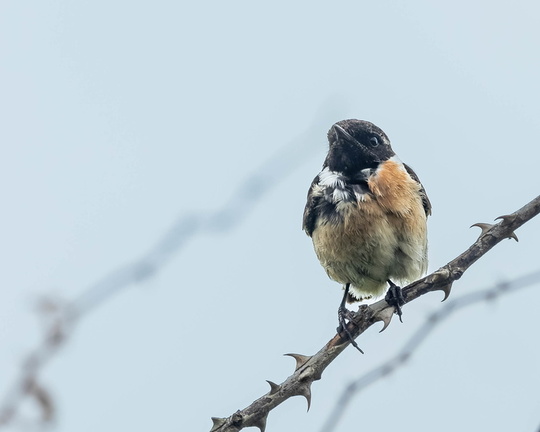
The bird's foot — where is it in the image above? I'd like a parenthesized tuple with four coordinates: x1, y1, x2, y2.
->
(337, 284, 364, 354)
(337, 305, 356, 333)
(385, 280, 406, 323)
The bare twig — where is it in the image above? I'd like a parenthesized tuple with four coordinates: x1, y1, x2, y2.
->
(209, 194, 540, 432)
(0, 102, 343, 428)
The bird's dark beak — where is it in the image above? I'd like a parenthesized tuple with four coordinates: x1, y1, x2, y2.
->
(332, 124, 357, 144)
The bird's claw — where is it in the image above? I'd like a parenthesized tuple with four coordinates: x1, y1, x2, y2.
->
(337, 284, 364, 353)
(385, 280, 405, 323)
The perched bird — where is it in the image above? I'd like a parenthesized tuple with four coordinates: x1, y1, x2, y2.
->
(303, 119, 431, 345)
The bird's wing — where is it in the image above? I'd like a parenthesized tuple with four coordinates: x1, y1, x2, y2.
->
(403, 163, 432, 217)
(302, 174, 322, 237)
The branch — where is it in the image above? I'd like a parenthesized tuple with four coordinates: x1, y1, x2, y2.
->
(320, 268, 540, 432)
(209, 194, 540, 432)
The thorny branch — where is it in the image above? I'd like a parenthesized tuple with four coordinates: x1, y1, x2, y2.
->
(209, 194, 540, 432)
(320, 268, 540, 432)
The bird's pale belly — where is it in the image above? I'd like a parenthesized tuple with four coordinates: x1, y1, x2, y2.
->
(312, 190, 427, 301)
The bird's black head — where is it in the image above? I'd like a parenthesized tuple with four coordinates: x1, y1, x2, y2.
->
(324, 119, 395, 175)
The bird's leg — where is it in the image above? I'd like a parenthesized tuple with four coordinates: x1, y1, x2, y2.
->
(337, 283, 364, 354)
(385, 279, 406, 322)
(337, 283, 353, 331)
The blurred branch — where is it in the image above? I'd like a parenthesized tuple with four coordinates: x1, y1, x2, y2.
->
(209, 194, 540, 432)
(320, 268, 540, 432)
(0, 101, 346, 429)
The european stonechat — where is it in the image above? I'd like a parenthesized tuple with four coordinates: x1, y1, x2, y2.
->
(303, 119, 431, 348)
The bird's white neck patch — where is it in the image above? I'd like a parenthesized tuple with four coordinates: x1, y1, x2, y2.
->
(318, 167, 345, 188)
(317, 167, 356, 204)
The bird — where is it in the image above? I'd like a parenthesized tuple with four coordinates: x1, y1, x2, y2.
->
(302, 119, 431, 348)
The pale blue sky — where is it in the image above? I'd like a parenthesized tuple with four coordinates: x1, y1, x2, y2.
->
(1, 1, 539, 431)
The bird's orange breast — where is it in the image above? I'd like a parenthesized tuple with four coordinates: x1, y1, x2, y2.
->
(367, 159, 426, 230)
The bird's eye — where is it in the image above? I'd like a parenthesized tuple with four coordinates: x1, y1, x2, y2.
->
(369, 136, 379, 147)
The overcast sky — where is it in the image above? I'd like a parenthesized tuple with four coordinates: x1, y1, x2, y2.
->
(1, 1, 540, 431)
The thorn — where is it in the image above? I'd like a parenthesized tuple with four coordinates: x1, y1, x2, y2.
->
(439, 282, 453, 302)
(509, 233, 519, 242)
(470, 222, 494, 238)
(253, 415, 268, 432)
(376, 306, 394, 332)
(495, 214, 516, 223)
(495, 215, 519, 241)
(424, 268, 454, 301)
(210, 417, 227, 432)
(284, 353, 311, 371)
(297, 383, 312, 411)
(266, 380, 280, 395)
